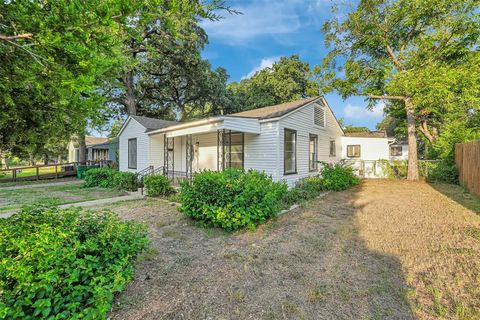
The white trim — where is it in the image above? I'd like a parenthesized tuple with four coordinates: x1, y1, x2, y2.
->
(148, 117, 223, 135)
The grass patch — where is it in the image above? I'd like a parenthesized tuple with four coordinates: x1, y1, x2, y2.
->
(0, 184, 126, 213)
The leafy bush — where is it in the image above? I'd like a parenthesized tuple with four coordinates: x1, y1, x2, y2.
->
(144, 175, 173, 197)
(320, 161, 360, 191)
(419, 160, 458, 183)
(179, 169, 288, 231)
(83, 167, 117, 188)
(83, 168, 138, 191)
(378, 160, 408, 180)
(112, 171, 139, 191)
(0, 206, 148, 319)
(283, 175, 325, 206)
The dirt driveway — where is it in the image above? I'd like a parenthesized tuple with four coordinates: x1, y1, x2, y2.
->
(107, 180, 480, 320)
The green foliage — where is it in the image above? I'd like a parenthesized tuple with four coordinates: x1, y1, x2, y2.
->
(320, 162, 360, 191)
(343, 125, 370, 133)
(227, 55, 319, 111)
(283, 176, 325, 206)
(112, 171, 139, 192)
(419, 161, 459, 184)
(378, 160, 408, 180)
(83, 168, 138, 191)
(0, 206, 148, 319)
(144, 175, 173, 197)
(179, 169, 288, 231)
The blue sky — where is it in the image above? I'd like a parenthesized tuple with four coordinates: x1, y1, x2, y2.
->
(201, 0, 384, 129)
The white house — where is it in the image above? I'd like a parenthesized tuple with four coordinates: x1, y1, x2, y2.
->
(117, 97, 407, 185)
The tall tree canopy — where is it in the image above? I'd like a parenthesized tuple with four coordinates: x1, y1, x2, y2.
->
(227, 55, 320, 111)
(319, 0, 480, 180)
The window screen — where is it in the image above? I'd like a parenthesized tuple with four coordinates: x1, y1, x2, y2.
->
(309, 134, 318, 171)
(284, 129, 297, 174)
(329, 140, 336, 157)
(347, 145, 361, 158)
(128, 138, 137, 169)
(390, 146, 402, 156)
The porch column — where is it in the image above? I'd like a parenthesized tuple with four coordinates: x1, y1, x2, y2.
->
(186, 134, 193, 178)
(164, 135, 174, 179)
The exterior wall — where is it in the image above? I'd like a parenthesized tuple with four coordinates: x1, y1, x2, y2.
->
(244, 122, 279, 180)
(118, 118, 149, 172)
(149, 133, 165, 168)
(340, 137, 390, 160)
(193, 132, 217, 171)
(277, 102, 344, 186)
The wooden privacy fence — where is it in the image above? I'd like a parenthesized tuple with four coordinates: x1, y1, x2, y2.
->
(455, 140, 480, 197)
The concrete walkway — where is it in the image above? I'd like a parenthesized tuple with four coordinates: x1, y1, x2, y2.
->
(0, 191, 144, 219)
(0, 179, 82, 190)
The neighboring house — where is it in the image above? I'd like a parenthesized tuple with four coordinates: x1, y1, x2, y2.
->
(68, 136, 119, 163)
(117, 96, 408, 185)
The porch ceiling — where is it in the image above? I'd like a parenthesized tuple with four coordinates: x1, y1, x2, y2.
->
(148, 116, 261, 137)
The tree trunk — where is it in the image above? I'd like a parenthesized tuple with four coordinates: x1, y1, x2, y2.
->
(78, 134, 86, 163)
(29, 154, 35, 166)
(123, 71, 137, 115)
(405, 99, 419, 181)
(1, 154, 9, 169)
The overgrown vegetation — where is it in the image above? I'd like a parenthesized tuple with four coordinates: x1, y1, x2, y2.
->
(83, 168, 138, 191)
(179, 169, 288, 231)
(378, 160, 459, 183)
(0, 206, 148, 319)
(144, 175, 173, 197)
(319, 162, 360, 191)
(283, 176, 325, 206)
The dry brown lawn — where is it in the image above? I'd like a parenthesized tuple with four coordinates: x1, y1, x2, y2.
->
(105, 180, 480, 320)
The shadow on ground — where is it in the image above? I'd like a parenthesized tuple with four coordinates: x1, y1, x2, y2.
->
(108, 183, 415, 320)
(429, 182, 480, 214)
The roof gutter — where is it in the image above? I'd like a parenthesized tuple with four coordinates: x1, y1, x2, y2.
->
(147, 116, 225, 135)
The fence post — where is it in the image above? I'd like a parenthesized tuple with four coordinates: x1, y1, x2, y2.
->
(12, 169, 16, 182)
(55, 164, 58, 179)
(36, 167, 39, 180)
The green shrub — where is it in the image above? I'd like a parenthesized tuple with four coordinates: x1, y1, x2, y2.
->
(378, 160, 408, 180)
(179, 169, 288, 231)
(283, 176, 325, 206)
(320, 161, 360, 191)
(144, 175, 173, 197)
(420, 160, 458, 183)
(112, 171, 139, 191)
(0, 206, 148, 319)
(83, 167, 116, 188)
(83, 168, 138, 191)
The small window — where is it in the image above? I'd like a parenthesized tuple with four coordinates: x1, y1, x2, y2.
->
(329, 140, 336, 157)
(284, 129, 297, 174)
(347, 145, 361, 158)
(128, 138, 137, 169)
(225, 132, 244, 169)
(309, 134, 318, 171)
(390, 146, 402, 156)
(314, 106, 325, 127)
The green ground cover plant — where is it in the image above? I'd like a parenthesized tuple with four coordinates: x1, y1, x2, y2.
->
(283, 176, 325, 206)
(144, 175, 173, 197)
(0, 206, 148, 319)
(179, 169, 288, 231)
(319, 162, 360, 191)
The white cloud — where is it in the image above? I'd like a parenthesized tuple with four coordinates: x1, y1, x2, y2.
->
(344, 102, 384, 119)
(201, 1, 307, 45)
(242, 56, 280, 79)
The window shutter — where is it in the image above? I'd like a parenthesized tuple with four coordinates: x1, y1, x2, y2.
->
(314, 106, 325, 127)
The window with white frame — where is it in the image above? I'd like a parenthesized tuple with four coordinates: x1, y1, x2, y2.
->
(309, 134, 318, 171)
(314, 106, 325, 127)
(347, 145, 361, 158)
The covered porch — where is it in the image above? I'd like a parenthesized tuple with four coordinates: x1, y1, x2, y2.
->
(147, 116, 261, 183)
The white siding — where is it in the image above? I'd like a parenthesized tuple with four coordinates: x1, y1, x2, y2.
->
(277, 102, 343, 186)
(244, 122, 279, 180)
(340, 137, 390, 160)
(149, 133, 164, 168)
(118, 118, 149, 172)
(223, 117, 261, 134)
(192, 132, 217, 171)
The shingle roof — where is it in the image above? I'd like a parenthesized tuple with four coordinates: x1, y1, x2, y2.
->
(228, 96, 322, 120)
(85, 136, 109, 146)
(131, 115, 177, 132)
(344, 131, 387, 138)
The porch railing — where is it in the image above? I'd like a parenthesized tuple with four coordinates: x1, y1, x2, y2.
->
(138, 166, 192, 187)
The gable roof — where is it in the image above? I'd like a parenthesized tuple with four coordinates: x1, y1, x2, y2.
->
(228, 96, 321, 120)
(130, 115, 177, 132)
(344, 131, 387, 138)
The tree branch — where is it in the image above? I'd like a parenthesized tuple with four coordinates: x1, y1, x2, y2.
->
(385, 44, 404, 70)
(0, 33, 33, 41)
(369, 95, 407, 101)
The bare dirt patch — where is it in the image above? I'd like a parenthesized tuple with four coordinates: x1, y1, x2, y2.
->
(107, 180, 480, 320)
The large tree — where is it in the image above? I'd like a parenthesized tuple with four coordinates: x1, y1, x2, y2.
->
(228, 55, 320, 111)
(319, 0, 480, 180)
